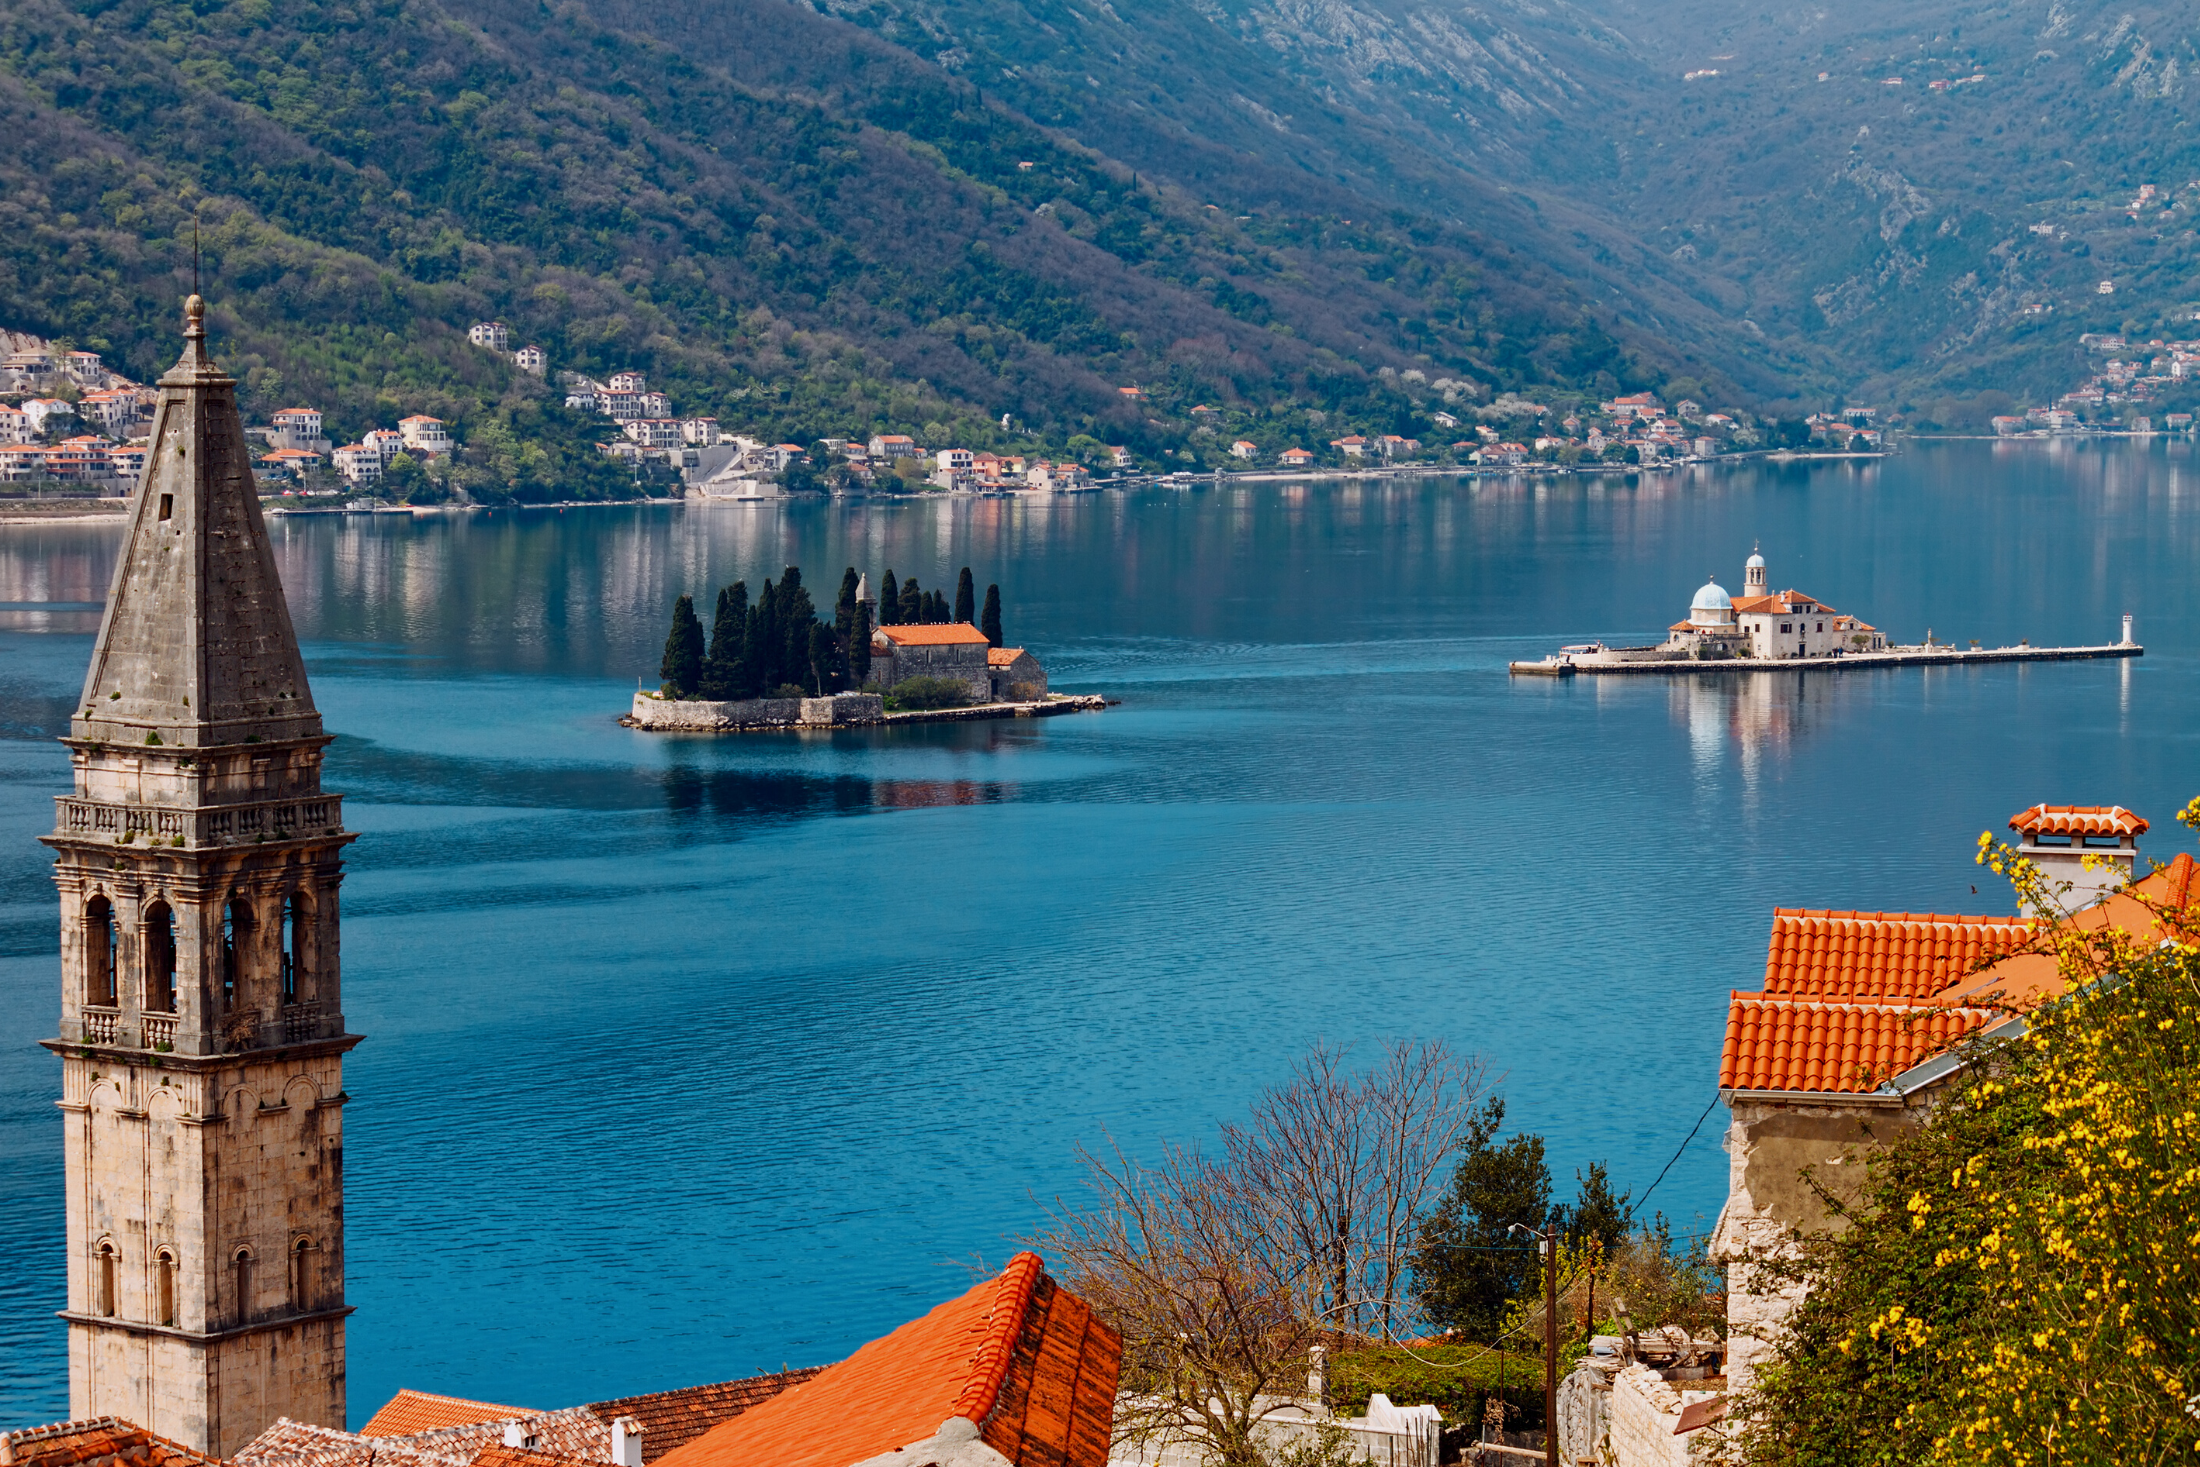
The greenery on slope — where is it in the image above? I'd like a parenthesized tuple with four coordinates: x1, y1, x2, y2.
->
(0, 0, 1737, 472)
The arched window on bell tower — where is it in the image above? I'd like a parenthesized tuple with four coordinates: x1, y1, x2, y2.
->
(281, 892, 307, 1006)
(97, 1240, 118, 1317)
(144, 901, 177, 1014)
(85, 896, 116, 1008)
(233, 1247, 255, 1325)
(289, 1237, 314, 1313)
(156, 1248, 177, 1327)
(220, 898, 253, 1012)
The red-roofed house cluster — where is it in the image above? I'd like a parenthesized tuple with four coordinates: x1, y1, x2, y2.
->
(1, 1258, 1118, 1467)
(1709, 801, 2196, 1400)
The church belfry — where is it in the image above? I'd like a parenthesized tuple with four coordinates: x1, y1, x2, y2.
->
(43, 295, 357, 1455)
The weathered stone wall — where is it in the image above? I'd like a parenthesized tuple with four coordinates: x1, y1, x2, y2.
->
(868, 642, 991, 700)
(1710, 1097, 1925, 1395)
(1607, 1366, 1723, 1467)
(988, 651, 1049, 701)
(62, 1046, 348, 1455)
(628, 692, 883, 730)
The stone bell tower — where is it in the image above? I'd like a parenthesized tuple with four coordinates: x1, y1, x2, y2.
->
(41, 296, 358, 1455)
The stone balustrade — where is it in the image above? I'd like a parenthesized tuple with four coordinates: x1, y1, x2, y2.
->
(54, 795, 342, 848)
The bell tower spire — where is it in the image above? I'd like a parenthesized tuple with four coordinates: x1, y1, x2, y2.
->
(43, 294, 358, 1455)
(1744, 543, 1767, 600)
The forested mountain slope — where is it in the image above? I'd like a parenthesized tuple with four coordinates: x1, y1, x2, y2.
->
(799, 0, 2200, 408)
(0, 0, 1794, 454)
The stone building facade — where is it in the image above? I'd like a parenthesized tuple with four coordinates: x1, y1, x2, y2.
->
(867, 624, 993, 700)
(985, 648, 1048, 702)
(42, 296, 357, 1455)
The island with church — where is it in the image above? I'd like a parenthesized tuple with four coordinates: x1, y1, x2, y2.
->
(1509, 547, 2144, 676)
(624, 565, 1106, 731)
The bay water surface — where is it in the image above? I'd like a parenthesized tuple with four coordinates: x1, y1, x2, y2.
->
(1, 439, 2196, 1425)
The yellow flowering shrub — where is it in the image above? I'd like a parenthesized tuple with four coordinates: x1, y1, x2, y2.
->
(1737, 800, 2200, 1466)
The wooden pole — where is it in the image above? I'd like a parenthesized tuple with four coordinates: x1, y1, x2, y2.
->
(1544, 1228, 1558, 1467)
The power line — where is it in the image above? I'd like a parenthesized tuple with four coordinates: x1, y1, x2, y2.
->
(1633, 1091, 1721, 1215)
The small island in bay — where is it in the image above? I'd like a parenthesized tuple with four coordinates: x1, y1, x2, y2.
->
(1511, 546, 2142, 676)
(624, 564, 1104, 731)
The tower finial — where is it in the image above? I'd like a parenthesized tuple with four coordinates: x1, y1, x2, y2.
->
(186, 221, 206, 339)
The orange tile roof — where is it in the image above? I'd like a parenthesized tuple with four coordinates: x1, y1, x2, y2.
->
(1761, 909, 2034, 1003)
(1719, 996, 1997, 1094)
(877, 623, 990, 647)
(586, 1370, 822, 1463)
(363, 1391, 530, 1438)
(986, 647, 1026, 666)
(2008, 803, 2148, 837)
(467, 1449, 597, 1467)
(0, 1419, 219, 1467)
(1731, 591, 1839, 617)
(656, 1253, 1119, 1467)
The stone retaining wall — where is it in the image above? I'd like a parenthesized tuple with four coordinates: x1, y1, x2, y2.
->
(627, 691, 883, 730)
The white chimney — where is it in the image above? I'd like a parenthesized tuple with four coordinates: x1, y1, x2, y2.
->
(612, 1417, 644, 1467)
(501, 1423, 524, 1449)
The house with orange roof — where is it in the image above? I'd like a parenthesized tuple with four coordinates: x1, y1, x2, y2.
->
(1279, 447, 1313, 466)
(652, 1253, 1119, 1467)
(869, 622, 995, 699)
(986, 647, 1048, 702)
(1709, 804, 2200, 1395)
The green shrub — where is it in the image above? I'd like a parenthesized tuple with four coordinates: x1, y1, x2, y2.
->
(884, 675, 973, 711)
(1327, 1344, 1546, 1431)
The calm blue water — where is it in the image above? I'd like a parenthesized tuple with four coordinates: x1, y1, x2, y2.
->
(2, 439, 2197, 1427)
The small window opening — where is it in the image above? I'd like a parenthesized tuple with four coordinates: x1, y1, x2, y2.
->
(156, 1250, 177, 1326)
(221, 898, 252, 1011)
(98, 1242, 118, 1317)
(234, 1250, 254, 1323)
(289, 1238, 313, 1313)
(281, 893, 306, 1006)
(144, 902, 177, 1014)
(158, 493, 173, 522)
(85, 897, 117, 1007)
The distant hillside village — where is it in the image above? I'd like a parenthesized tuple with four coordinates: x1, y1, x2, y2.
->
(12, 312, 2196, 501)
(1994, 330, 2200, 436)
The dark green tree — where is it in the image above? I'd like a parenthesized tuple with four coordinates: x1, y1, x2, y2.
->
(898, 576, 924, 626)
(954, 566, 976, 624)
(659, 594, 705, 698)
(778, 566, 816, 685)
(836, 567, 860, 638)
(1552, 1162, 1633, 1255)
(980, 584, 1002, 647)
(702, 581, 749, 699)
(1409, 1097, 1552, 1341)
(879, 570, 900, 625)
(745, 578, 781, 693)
(806, 622, 840, 695)
(849, 598, 872, 683)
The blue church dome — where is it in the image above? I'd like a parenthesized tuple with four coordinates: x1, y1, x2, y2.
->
(1692, 580, 1733, 611)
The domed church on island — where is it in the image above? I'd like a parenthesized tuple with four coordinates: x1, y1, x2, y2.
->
(1664, 549, 1885, 660)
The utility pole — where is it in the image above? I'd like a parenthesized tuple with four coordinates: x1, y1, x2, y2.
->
(1544, 1222, 1558, 1467)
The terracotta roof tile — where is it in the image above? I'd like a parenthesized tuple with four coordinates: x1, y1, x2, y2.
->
(986, 648, 1026, 666)
(363, 1394, 529, 1439)
(1719, 996, 1997, 1094)
(1, 1419, 220, 1467)
(655, 1253, 1120, 1467)
(235, 1420, 442, 1467)
(2008, 803, 2148, 836)
(877, 624, 991, 647)
(1761, 909, 2034, 1002)
(467, 1448, 597, 1467)
(586, 1372, 821, 1463)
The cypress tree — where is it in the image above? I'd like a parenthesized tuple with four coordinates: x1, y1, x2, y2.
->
(850, 599, 872, 683)
(702, 582, 748, 698)
(778, 566, 816, 687)
(879, 569, 900, 625)
(899, 576, 924, 626)
(836, 567, 860, 638)
(980, 584, 1003, 647)
(929, 590, 948, 623)
(954, 567, 976, 625)
(659, 594, 705, 698)
(746, 578, 779, 693)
